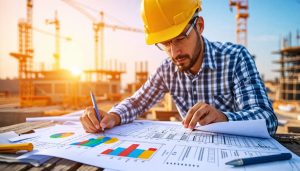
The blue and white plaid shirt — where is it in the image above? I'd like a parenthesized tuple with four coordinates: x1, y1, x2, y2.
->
(109, 37, 278, 135)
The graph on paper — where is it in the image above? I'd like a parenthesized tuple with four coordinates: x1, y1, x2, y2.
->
(50, 132, 74, 138)
(71, 136, 119, 147)
(99, 140, 162, 160)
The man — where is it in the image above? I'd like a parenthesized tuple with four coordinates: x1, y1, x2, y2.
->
(80, 0, 278, 135)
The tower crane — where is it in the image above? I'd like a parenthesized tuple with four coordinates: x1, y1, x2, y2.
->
(45, 10, 71, 70)
(229, 0, 249, 47)
(61, 0, 144, 72)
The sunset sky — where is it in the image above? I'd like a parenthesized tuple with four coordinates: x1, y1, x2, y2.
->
(0, 0, 300, 87)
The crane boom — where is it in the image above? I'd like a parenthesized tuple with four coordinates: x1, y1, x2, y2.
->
(61, 0, 95, 21)
(103, 23, 144, 33)
(33, 27, 72, 41)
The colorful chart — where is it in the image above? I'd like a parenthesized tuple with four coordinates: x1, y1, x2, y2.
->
(50, 132, 74, 138)
(101, 143, 157, 159)
(71, 136, 118, 147)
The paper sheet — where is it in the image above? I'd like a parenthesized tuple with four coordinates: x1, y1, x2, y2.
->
(9, 133, 41, 142)
(26, 116, 80, 122)
(0, 131, 19, 143)
(14, 120, 300, 171)
(64, 110, 84, 117)
(195, 119, 270, 138)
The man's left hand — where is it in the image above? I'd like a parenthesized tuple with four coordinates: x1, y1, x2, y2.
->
(182, 102, 228, 130)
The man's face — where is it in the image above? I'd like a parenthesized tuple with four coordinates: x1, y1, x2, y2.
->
(163, 18, 202, 72)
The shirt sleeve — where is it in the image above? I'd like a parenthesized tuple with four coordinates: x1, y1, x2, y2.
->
(108, 64, 168, 125)
(223, 47, 278, 136)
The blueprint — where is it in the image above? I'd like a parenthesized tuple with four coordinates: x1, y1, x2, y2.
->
(15, 120, 300, 171)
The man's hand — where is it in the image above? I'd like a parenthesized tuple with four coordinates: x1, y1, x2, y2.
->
(182, 102, 228, 130)
(80, 106, 121, 133)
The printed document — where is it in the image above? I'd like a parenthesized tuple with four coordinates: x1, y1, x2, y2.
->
(15, 120, 300, 171)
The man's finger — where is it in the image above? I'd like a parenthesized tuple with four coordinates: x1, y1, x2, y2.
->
(81, 122, 90, 133)
(189, 105, 209, 129)
(100, 114, 116, 129)
(99, 109, 106, 118)
(184, 103, 203, 127)
(82, 120, 95, 133)
(198, 111, 216, 126)
(87, 108, 100, 130)
(81, 115, 98, 132)
(80, 113, 92, 132)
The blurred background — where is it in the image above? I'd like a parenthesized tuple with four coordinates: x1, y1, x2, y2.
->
(0, 0, 299, 133)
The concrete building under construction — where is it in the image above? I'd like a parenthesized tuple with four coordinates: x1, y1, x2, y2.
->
(273, 45, 300, 101)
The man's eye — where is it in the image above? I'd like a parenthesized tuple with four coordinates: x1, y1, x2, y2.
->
(175, 36, 186, 41)
(161, 42, 169, 46)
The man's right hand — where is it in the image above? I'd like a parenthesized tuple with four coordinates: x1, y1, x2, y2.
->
(80, 106, 121, 133)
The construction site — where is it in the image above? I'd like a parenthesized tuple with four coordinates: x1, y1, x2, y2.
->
(0, 0, 299, 134)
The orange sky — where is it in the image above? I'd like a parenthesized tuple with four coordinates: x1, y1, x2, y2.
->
(0, 0, 165, 86)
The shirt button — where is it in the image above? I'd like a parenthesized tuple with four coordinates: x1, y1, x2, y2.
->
(193, 91, 197, 95)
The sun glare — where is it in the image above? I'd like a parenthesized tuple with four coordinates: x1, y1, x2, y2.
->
(70, 67, 82, 76)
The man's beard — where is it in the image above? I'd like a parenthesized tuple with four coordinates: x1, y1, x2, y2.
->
(172, 29, 202, 72)
(172, 54, 191, 72)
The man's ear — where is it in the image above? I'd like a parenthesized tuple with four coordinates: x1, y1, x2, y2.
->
(197, 16, 204, 34)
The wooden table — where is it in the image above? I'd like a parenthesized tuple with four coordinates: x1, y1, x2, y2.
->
(0, 122, 300, 171)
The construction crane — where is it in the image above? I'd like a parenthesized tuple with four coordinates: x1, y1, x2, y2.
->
(61, 0, 144, 72)
(229, 0, 249, 47)
(45, 10, 72, 70)
(35, 17, 72, 71)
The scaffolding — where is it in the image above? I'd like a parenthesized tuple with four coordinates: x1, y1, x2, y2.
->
(84, 60, 126, 101)
(10, 0, 34, 107)
(126, 61, 148, 94)
(273, 34, 300, 101)
(229, 0, 249, 47)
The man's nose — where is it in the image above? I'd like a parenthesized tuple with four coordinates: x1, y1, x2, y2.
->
(169, 44, 182, 57)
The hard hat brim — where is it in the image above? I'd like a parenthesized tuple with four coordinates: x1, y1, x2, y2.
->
(145, 18, 191, 45)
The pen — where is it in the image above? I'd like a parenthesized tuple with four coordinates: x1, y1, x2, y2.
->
(225, 153, 292, 166)
(0, 143, 33, 153)
(90, 90, 104, 131)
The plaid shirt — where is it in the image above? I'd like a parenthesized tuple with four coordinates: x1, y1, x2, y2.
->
(109, 37, 278, 135)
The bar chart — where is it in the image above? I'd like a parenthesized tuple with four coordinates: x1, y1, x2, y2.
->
(71, 136, 118, 147)
(100, 141, 162, 160)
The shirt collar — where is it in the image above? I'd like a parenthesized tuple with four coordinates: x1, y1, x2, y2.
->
(201, 37, 217, 70)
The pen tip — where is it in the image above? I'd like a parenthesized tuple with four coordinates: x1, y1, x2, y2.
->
(225, 159, 242, 166)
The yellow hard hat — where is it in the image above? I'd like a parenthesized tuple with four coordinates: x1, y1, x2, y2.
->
(141, 0, 202, 45)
